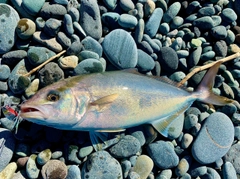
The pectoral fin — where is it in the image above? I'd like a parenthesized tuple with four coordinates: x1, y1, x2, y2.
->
(151, 105, 189, 137)
(90, 94, 119, 112)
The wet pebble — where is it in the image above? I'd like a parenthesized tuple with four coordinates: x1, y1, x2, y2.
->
(147, 140, 179, 169)
(103, 29, 138, 69)
(132, 155, 153, 179)
(38, 62, 64, 87)
(0, 4, 20, 54)
(192, 112, 234, 164)
(41, 160, 67, 179)
(82, 151, 122, 179)
(66, 165, 81, 179)
(109, 135, 141, 158)
(37, 149, 52, 165)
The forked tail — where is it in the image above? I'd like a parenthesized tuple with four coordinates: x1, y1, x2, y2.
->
(194, 61, 240, 109)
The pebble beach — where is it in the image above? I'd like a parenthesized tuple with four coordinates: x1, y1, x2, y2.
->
(0, 0, 240, 178)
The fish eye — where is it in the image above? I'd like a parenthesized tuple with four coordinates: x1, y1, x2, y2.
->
(47, 91, 60, 102)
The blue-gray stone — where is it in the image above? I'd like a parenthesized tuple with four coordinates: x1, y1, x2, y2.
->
(118, 14, 138, 29)
(119, 0, 135, 11)
(222, 162, 237, 179)
(226, 30, 235, 45)
(177, 50, 189, 58)
(232, 69, 240, 79)
(157, 47, 179, 73)
(170, 16, 184, 29)
(0, 4, 20, 54)
(78, 144, 93, 158)
(147, 140, 179, 169)
(78, 50, 99, 61)
(197, 6, 215, 17)
(142, 34, 160, 52)
(109, 135, 141, 158)
(66, 40, 83, 56)
(0, 65, 11, 81)
(82, 151, 122, 179)
(0, 128, 16, 172)
(103, 0, 117, 10)
(138, 41, 153, 55)
(57, 32, 71, 48)
(186, 1, 201, 15)
(26, 154, 40, 178)
(201, 167, 221, 179)
(38, 62, 64, 87)
(221, 8, 237, 23)
(11, 0, 34, 20)
(224, 143, 240, 174)
(121, 160, 131, 178)
(163, 2, 181, 23)
(27, 46, 56, 66)
(68, 145, 81, 164)
(211, 26, 227, 40)
(82, 36, 103, 57)
(184, 114, 198, 130)
(185, 14, 197, 23)
(35, 17, 45, 30)
(15, 143, 30, 157)
(214, 40, 227, 57)
(136, 3, 143, 19)
(79, 0, 102, 40)
(2, 50, 27, 67)
(68, 7, 80, 22)
(22, 0, 45, 16)
(101, 12, 120, 30)
(211, 15, 222, 26)
(8, 59, 31, 94)
(137, 49, 155, 72)
(145, 8, 163, 38)
(188, 46, 202, 68)
(73, 21, 87, 38)
(40, 2, 67, 19)
(189, 163, 207, 177)
(169, 71, 186, 83)
(159, 23, 170, 35)
(193, 16, 214, 30)
(170, 37, 183, 51)
(37, 149, 51, 165)
(43, 18, 62, 37)
(66, 165, 81, 179)
(192, 112, 234, 164)
(200, 51, 215, 61)
(74, 58, 104, 75)
(63, 14, 74, 36)
(175, 156, 192, 177)
(102, 29, 138, 69)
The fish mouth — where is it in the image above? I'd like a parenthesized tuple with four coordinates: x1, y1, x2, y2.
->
(20, 106, 46, 120)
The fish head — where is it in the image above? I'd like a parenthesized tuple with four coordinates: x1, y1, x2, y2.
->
(20, 79, 90, 129)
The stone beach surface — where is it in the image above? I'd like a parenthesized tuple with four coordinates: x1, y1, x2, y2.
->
(0, 0, 240, 178)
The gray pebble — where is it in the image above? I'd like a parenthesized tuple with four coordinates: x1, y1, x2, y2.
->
(118, 14, 137, 28)
(121, 160, 131, 178)
(78, 50, 99, 61)
(78, 144, 93, 158)
(103, 29, 138, 69)
(101, 12, 120, 30)
(184, 114, 198, 130)
(197, 6, 215, 17)
(68, 145, 81, 164)
(67, 39, 83, 56)
(214, 40, 227, 57)
(188, 46, 202, 68)
(57, 31, 71, 48)
(66, 165, 81, 179)
(181, 133, 193, 149)
(222, 162, 238, 179)
(147, 140, 179, 169)
(145, 8, 163, 38)
(1, 50, 27, 67)
(26, 154, 40, 178)
(0, 128, 16, 172)
(211, 25, 227, 40)
(40, 2, 67, 19)
(130, 131, 146, 146)
(82, 151, 122, 179)
(175, 156, 191, 177)
(79, 0, 102, 40)
(224, 142, 240, 174)
(157, 46, 179, 74)
(38, 62, 64, 87)
(74, 58, 104, 75)
(128, 171, 140, 179)
(170, 16, 184, 29)
(189, 164, 207, 177)
(27, 46, 56, 66)
(138, 41, 154, 54)
(43, 18, 62, 37)
(159, 23, 170, 35)
(82, 36, 103, 57)
(221, 8, 237, 23)
(137, 49, 155, 72)
(109, 135, 141, 158)
(0, 65, 11, 81)
(163, 2, 181, 23)
(68, 7, 80, 22)
(156, 169, 172, 179)
(192, 112, 234, 164)
(37, 149, 52, 165)
(193, 16, 214, 30)
(73, 22, 87, 38)
(35, 17, 45, 30)
(63, 14, 74, 36)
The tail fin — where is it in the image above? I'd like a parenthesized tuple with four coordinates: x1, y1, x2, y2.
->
(195, 61, 240, 109)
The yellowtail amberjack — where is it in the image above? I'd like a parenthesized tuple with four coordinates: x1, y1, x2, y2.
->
(20, 62, 240, 150)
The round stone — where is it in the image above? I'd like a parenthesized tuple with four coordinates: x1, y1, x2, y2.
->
(0, 4, 20, 54)
(0, 65, 11, 81)
(82, 151, 122, 179)
(132, 155, 153, 179)
(65, 165, 81, 179)
(193, 16, 214, 30)
(224, 143, 240, 174)
(74, 58, 104, 75)
(26, 154, 40, 179)
(37, 149, 52, 165)
(157, 47, 179, 74)
(82, 36, 103, 57)
(109, 135, 141, 158)
(137, 49, 155, 72)
(102, 29, 138, 69)
(43, 18, 61, 37)
(211, 25, 227, 40)
(16, 18, 36, 40)
(147, 140, 179, 169)
(192, 112, 234, 164)
(41, 160, 67, 179)
(58, 55, 78, 69)
(163, 2, 181, 23)
(222, 162, 238, 179)
(0, 128, 16, 172)
(118, 14, 138, 28)
(22, 0, 45, 16)
(40, 2, 67, 19)
(221, 8, 237, 23)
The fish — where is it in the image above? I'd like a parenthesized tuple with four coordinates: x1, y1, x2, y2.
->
(20, 62, 240, 150)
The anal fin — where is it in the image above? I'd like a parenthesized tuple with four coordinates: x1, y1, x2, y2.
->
(151, 105, 189, 137)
